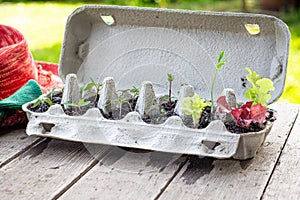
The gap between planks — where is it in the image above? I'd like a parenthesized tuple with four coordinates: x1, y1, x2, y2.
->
(52, 147, 113, 200)
(0, 128, 44, 169)
(260, 108, 299, 199)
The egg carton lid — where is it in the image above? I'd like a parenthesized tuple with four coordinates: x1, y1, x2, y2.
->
(59, 5, 290, 103)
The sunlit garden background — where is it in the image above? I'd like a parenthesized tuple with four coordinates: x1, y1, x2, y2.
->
(1, 0, 299, 103)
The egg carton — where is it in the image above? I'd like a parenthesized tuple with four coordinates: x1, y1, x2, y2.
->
(23, 5, 288, 160)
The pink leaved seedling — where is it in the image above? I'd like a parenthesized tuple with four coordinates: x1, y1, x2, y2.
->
(231, 101, 266, 128)
(217, 96, 267, 128)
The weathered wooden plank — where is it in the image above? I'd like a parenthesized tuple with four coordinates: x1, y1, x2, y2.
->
(59, 146, 187, 200)
(0, 139, 111, 200)
(263, 105, 300, 199)
(158, 103, 299, 200)
(0, 128, 40, 168)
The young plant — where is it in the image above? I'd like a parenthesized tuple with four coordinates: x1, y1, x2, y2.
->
(48, 88, 56, 100)
(211, 50, 227, 112)
(167, 73, 174, 108)
(231, 101, 267, 128)
(64, 99, 91, 114)
(80, 78, 103, 107)
(33, 97, 53, 108)
(181, 94, 211, 127)
(244, 68, 274, 107)
(217, 96, 267, 128)
(118, 97, 127, 119)
(129, 86, 139, 99)
(118, 86, 140, 112)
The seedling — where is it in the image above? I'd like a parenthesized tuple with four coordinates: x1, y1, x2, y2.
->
(130, 86, 139, 99)
(48, 88, 56, 100)
(33, 97, 53, 108)
(64, 99, 91, 114)
(231, 101, 267, 128)
(211, 51, 227, 112)
(118, 97, 127, 119)
(244, 68, 274, 107)
(181, 94, 211, 127)
(80, 78, 103, 107)
(167, 73, 174, 108)
(217, 96, 267, 128)
(118, 86, 140, 112)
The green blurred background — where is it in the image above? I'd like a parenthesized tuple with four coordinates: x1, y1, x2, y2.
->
(1, 0, 299, 103)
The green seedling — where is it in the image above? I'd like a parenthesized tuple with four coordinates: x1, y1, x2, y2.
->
(80, 78, 103, 107)
(211, 50, 227, 112)
(130, 86, 139, 99)
(33, 97, 53, 108)
(167, 73, 174, 107)
(244, 68, 274, 107)
(181, 94, 211, 127)
(64, 99, 91, 114)
(48, 88, 56, 100)
(118, 97, 127, 118)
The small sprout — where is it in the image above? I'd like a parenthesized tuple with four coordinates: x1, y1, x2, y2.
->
(64, 99, 91, 114)
(160, 108, 166, 116)
(130, 86, 139, 99)
(48, 88, 56, 100)
(80, 78, 103, 107)
(118, 97, 127, 118)
(181, 94, 211, 127)
(211, 50, 227, 112)
(33, 97, 53, 108)
(167, 73, 175, 108)
(244, 68, 274, 107)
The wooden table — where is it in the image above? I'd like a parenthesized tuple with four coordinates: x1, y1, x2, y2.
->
(1, 103, 299, 200)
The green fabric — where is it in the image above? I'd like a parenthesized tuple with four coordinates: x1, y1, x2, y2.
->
(0, 79, 42, 110)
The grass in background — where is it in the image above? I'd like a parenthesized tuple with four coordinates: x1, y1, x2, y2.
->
(0, 1, 299, 103)
(0, 2, 82, 63)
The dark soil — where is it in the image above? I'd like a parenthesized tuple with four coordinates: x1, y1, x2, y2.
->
(225, 121, 263, 134)
(198, 106, 211, 129)
(27, 92, 62, 113)
(225, 108, 275, 134)
(142, 100, 178, 124)
(129, 97, 138, 112)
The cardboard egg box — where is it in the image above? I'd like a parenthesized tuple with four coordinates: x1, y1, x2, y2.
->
(22, 5, 290, 160)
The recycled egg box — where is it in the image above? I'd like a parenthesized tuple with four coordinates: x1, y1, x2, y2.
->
(22, 5, 290, 160)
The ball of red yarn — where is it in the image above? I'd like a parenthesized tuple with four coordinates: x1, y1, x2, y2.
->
(0, 24, 38, 100)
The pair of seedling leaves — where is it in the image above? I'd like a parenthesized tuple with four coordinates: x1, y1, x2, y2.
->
(181, 51, 275, 128)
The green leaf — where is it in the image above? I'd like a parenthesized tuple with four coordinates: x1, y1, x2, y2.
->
(244, 68, 275, 106)
(164, 94, 169, 99)
(245, 67, 262, 88)
(78, 99, 90, 107)
(49, 88, 56, 99)
(33, 99, 42, 108)
(118, 97, 126, 104)
(64, 102, 78, 107)
(167, 73, 174, 82)
(218, 50, 224, 63)
(181, 94, 211, 126)
(130, 86, 139, 96)
(216, 61, 225, 70)
(44, 98, 53, 106)
(81, 82, 94, 93)
(256, 78, 275, 93)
